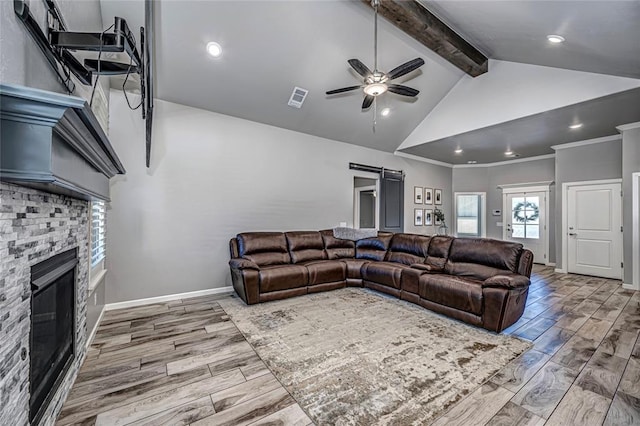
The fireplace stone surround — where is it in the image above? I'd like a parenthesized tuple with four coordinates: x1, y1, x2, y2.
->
(0, 84, 125, 425)
(0, 182, 89, 426)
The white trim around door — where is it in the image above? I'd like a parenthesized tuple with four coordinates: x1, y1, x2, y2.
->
(501, 182, 552, 266)
(560, 178, 623, 278)
(627, 172, 640, 290)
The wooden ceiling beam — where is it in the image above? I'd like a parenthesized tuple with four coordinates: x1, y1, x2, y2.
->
(363, 0, 488, 77)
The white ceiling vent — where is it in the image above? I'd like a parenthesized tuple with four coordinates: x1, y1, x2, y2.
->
(287, 87, 308, 108)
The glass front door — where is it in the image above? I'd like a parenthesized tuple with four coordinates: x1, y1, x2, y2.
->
(504, 191, 546, 263)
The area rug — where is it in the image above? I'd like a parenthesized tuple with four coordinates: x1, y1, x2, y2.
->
(218, 288, 530, 425)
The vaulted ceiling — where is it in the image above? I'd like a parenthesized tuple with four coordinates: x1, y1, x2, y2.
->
(100, 0, 640, 165)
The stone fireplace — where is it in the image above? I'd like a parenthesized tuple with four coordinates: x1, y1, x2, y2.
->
(0, 183, 89, 426)
(0, 84, 125, 425)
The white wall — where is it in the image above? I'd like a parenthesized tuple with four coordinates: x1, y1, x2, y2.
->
(400, 60, 640, 150)
(106, 91, 452, 303)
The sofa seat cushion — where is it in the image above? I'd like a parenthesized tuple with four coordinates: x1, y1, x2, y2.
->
(259, 265, 309, 293)
(362, 261, 410, 289)
(303, 260, 346, 285)
(341, 259, 370, 279)
(419, 274, 483, 315)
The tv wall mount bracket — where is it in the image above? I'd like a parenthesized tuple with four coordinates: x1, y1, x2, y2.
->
(15, 0, 144, 99)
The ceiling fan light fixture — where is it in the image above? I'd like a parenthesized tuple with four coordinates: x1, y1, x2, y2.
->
(364, 83, 388, 96)
(546, 35, 565, 44)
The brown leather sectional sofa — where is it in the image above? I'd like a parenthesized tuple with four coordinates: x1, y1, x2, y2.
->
(229, 231, 533, 332)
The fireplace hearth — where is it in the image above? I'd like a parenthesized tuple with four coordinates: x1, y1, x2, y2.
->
(30, 249, 78, 425)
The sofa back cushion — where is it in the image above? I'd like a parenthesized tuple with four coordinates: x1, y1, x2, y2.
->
(237, 232, 291, 266)
(384, 233, 430, 265)
(286, 231, 327, 264)
(320, 230, 356, 259)
(355, 233, 393, 261)
(445, 238, 523, 281)
(425, 236, 453, 270)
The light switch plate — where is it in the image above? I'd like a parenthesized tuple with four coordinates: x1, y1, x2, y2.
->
(497, 222, 503, 227)
(339, 222, 347, 228)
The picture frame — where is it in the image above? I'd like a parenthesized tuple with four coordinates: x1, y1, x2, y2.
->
(424, 209, 433, 226)
(435, 189, 443, 205)
(434, 209, 442, 226)
(414, 208, 423, 226)
(414, 186, 423, 204)
(424, 188, 433, 205)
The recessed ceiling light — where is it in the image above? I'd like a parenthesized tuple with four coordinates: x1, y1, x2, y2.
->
(505, 150, 514, 156)
(454, 148, 463, 154)
(546, 35, 565, 44)
(380, 108, 391, 117)
(206, 42, 222, 58)
(569, 123, 583, 129)
(467, 160, 477, 164)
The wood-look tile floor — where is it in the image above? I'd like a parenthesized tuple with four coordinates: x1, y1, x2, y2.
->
(58, 266, 639, 425)
(56, 295, 312, 426)
(435, 265, 640, 426)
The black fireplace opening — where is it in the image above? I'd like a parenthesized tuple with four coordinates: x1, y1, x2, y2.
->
(30, 248, 77, 425)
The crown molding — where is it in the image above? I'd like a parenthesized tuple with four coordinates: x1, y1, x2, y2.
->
(551, 134, 621, 151)
(616, 121, 640, 132)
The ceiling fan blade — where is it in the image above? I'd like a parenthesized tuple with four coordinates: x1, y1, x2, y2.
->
(362, 95, 374, 109)
(326, 85, 363, 95)
(348, 59, 373, 79)
(387, 84, 420, 97)
(387, 58, 425, 80)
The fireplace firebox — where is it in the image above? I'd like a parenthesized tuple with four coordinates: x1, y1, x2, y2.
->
(30, 248, 78, 425)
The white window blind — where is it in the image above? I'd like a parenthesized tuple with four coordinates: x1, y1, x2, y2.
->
(91, 201, 106, 266)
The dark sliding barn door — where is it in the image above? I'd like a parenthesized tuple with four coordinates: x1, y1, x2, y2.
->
(379, 169, 404, 233)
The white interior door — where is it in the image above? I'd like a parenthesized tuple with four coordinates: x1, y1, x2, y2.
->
(567, 182, 622, 279)
(504, 191, 547, 263)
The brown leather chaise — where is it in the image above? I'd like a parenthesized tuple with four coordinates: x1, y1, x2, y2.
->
(229, 231, 533, 332)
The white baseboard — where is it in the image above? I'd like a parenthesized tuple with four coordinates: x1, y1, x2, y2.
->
(105, 286, 234, 311)
(555, 268, 567, 274)
(86, 306, 105, 349)
(546, 262, 556, 267)
(622, 282, 640, 291)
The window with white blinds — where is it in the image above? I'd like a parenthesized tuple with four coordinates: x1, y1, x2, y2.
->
(91, 201, 106, 267)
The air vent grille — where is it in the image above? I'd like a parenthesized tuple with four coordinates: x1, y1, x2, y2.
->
(288, 86, 308, 108)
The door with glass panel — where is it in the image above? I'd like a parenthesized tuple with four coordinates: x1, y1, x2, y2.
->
(504, 191, 546, 263)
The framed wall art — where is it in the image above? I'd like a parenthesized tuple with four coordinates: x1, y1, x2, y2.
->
(414, 208, 423, 226)
(424, 209, 433, 226)
(414, 186, 423, 204)
(435, 189, 443, 205)
(424, 188, 433, 205)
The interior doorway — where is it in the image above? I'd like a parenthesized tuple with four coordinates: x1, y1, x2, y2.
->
(563, 180, 623, 280)
(354, 177, 379, 230)
(501, 183, 551, 264)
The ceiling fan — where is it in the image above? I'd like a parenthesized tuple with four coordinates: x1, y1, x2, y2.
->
(326, 0, 425, 111)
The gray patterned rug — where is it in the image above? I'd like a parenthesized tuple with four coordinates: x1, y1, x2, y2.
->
(219, 288, 530, 425)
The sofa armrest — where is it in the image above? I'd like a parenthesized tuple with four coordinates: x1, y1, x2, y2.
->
(483, 274, 530, 290)
(410, 263, 441, 272)
(229, 258, 260, 270)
